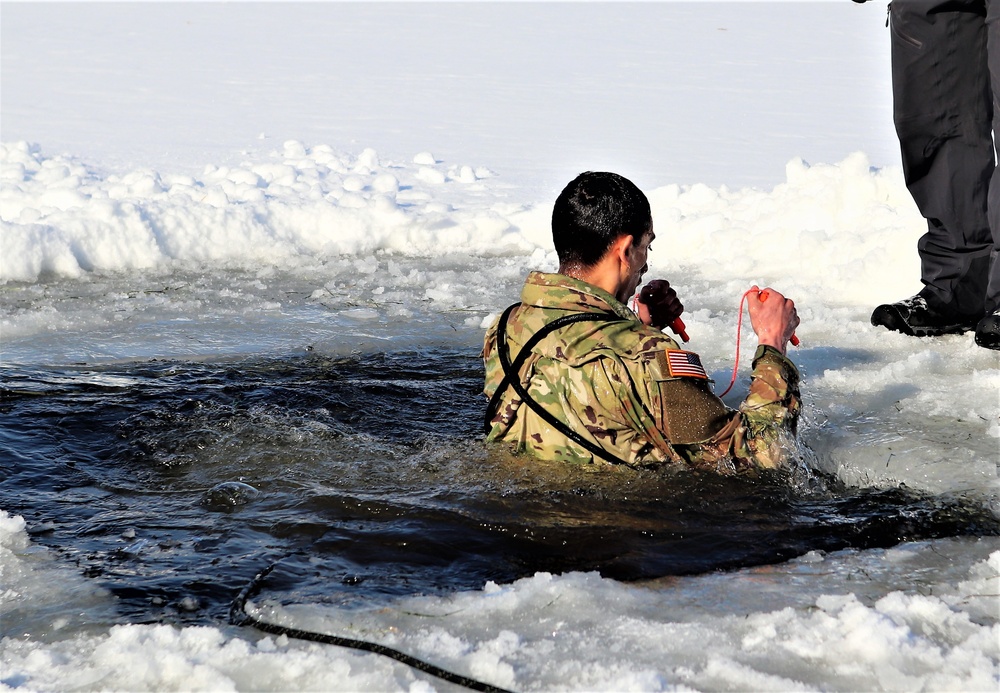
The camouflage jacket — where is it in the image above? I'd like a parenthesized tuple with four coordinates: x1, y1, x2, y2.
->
(482, 271, 801, 471)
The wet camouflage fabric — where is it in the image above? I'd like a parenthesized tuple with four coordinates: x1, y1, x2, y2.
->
(483, 271, 801, 471)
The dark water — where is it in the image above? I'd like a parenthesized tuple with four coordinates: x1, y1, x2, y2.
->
(2, 349, 997, 629)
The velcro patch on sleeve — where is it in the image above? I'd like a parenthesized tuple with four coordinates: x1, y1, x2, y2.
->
(656, 349, 709, 380)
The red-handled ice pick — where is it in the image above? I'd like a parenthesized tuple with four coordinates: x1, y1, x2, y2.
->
(669, 317, 690, 343)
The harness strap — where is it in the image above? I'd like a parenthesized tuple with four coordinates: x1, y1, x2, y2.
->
(484, 302, 633, 466)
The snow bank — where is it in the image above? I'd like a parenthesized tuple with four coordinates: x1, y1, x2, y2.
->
(647, 151, 924, 306)
(0, 141, 527, 283)
(2, 143, 920, 299)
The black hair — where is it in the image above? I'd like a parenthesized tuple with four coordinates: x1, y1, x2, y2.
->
(551, 171, 651, 268)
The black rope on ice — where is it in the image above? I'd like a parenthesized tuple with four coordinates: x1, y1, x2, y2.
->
(229, 560, 516, 693)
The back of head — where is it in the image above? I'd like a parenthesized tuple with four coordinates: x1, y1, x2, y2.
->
(552, 171, 651, 268)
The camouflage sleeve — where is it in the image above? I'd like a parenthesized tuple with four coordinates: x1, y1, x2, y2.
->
(482, 313, 501, 398)
(728, 345, 801, 469)
(675, 345, 800, 471)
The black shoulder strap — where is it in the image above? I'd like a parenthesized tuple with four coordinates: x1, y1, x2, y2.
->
(484, 302, 633, 466)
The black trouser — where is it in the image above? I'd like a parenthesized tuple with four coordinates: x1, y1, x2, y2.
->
(891, 0, 1000, 316)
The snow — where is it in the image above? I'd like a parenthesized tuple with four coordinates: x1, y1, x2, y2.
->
(1, 2, 998, 692)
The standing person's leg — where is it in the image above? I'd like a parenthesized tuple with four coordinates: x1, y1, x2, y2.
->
(873, 0, 994, 336)
(976, 0, 1000, 348)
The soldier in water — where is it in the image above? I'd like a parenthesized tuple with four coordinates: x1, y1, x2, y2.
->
(483, 171, 801, 471)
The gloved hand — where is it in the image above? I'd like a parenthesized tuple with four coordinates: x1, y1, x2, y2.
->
(636, 279, 684, 330)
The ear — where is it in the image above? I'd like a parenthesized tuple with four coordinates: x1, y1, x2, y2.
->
(611, 234, 634, 266)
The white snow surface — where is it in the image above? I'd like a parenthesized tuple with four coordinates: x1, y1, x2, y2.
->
(1, 2, 999, 692)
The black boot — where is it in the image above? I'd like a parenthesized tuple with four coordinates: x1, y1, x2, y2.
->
(871, 294, 980, 337)
(975, 310, 1000, 350)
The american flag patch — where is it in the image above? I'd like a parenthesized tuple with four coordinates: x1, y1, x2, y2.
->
(664, 350, 708, 379)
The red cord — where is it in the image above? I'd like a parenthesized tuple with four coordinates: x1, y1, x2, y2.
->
(718, 289, 756, 398)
